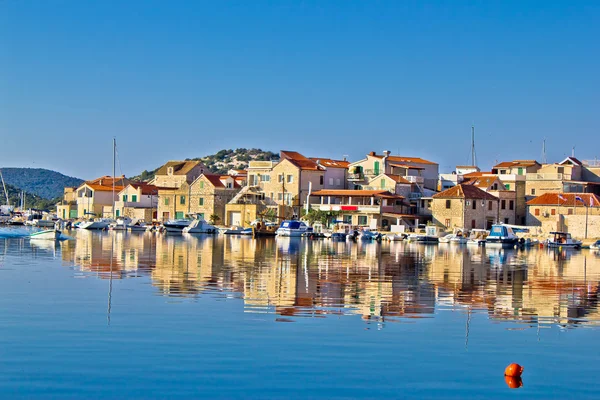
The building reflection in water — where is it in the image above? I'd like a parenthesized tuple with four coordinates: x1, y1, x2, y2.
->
(61, 230, 600, 328)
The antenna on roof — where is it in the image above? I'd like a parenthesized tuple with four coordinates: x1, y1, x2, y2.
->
(572, 146, 575, 157)
(541, 138, 547, 164)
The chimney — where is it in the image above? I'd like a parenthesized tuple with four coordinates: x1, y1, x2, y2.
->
(383, 150, 391, 157)
(369, 151, 376, 156)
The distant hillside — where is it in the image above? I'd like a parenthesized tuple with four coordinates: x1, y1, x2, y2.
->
(0, 168, 84, 199)
(132, 148, 279, 181)
(0, 182, 58, 211)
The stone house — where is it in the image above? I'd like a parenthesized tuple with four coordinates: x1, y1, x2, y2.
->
(236, 151, 326, 220)
(526, 193, 600, 239)
(156, 174, 241, 223)
(431, 184, 499, 230)
(187, 174, 241, 224)
(114, 182, 159, 221)
(464, 176, 517, 225)
(151, 160, 208, 188)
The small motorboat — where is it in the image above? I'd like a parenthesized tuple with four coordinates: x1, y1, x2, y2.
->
(182, 218, 218, 234)
(466, 229, 489, 246)
(546, 232, 582, 249)
(163, 218, 192, 233)
(358, 228, 381, 241)
(219, 226, 245, 235)
(128, 222, 148, 232)
(590, 240, 600, 250)
(485, 224, 520, 248)
(30, 229, 61, 241)
(439, 234, 453, 243)
(79, 218, 112, 230)
(276, 220, 313, 237)
(385, 233, 405, 241)
(109, 217, 132, 231)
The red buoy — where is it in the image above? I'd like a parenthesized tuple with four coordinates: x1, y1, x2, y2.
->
(504, 363, 524, 377)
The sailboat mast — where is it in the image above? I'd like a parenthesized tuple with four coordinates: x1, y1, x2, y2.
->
(0, 169, 9, 206)
(471, 125, 477, 167)
(112, 138, 116, 219)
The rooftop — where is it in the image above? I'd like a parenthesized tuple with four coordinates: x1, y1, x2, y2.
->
(155, 160, 205, 176)
(526, 193, 600, 207)
(280, 151, 323, 171)
(368, 152, 437, 165)
(309, 157, 350, 168)
(433, 184, 498, 201)
(493, 160, 540, 169)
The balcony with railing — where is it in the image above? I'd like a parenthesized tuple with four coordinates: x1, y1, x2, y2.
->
(310, 204, 381, 213)
(404, 176, 424, 184)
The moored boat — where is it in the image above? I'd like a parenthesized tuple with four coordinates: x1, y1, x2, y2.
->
(276, 220, 313, 237)
(30, 229, 61, 240)
(182, 218, 218, 234)
(486, 224, 519, 248)
(80, 219, 112, 230)
(163, 218, 192, 233)
(546, 232, 582, 249)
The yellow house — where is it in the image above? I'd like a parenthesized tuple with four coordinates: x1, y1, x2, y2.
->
(56, 187, 78, 220)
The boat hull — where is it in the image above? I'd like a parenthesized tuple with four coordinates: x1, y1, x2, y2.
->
(30, 230, 61, 240)
(80, 221, 110, 230)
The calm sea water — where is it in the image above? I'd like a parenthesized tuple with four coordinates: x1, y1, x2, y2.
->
(1, 228, 599, 399)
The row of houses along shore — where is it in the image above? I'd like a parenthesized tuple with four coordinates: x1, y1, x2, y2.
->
(57, 150, 600, 239)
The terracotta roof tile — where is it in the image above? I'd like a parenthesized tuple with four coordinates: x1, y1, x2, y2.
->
(309, 157, 350, 168)
(369, 153, 437, 165)
(493, 160, 539, 169)
(280, 151, 323, 170)
(433, 184, 498, 200)
(128, 182, 159, 195)
(466, 176, 504, 190)
(526, 193, 600, 207)
(379, 173, 412, 184)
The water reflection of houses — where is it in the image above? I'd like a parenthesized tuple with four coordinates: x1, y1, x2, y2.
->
(61, 230, 157, 279)
(63, 231, 600, 327)
(240, 239, 436, 320)
(426, 245, 600, 327)
(151, 235, 225, 295)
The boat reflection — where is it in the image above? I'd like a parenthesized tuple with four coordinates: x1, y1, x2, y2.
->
(55, 230, 600, 328)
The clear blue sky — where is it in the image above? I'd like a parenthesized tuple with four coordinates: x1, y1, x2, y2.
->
(1, 1, 598, 179)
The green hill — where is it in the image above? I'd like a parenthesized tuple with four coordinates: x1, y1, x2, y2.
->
(132, 148, 279, 181)
(0, 182, 58, 211)
(0, 168, 83, 199)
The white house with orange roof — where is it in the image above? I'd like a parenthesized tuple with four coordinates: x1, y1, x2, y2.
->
(115, 182, 159, 221)
(73, 175, 128, 218)
(308, 189, 409, 229)
(348, 150, 439, 191)
(309, 157, 349, 190)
